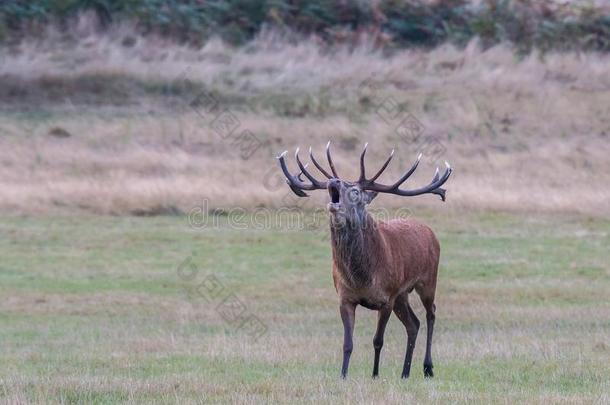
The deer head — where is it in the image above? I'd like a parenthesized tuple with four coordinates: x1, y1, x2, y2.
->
(277, 142, 453, 226)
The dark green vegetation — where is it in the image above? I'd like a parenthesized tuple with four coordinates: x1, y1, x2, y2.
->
(1, 211, 608, 403)
(1, 0, 609, 52)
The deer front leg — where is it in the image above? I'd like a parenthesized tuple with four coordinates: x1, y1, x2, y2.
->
(339, 302, 356, 378)
(372, 306, 392, 378)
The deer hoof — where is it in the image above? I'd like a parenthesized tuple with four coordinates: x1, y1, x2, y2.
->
(424, 365, 434, 378)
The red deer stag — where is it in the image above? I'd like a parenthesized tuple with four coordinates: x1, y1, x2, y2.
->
(277, 142, 452, 379)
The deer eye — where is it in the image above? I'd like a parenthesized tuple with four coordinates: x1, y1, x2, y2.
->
(347, 188, 360, 202)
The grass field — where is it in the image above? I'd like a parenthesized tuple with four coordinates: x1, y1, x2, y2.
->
(1, 28, 609, 404)
(1, 210, 608, 403)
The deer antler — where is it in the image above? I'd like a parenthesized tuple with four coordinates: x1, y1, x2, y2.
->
(277, 141, 342, 197)
(357, 145, 452, 201)
(309, 145, 333, 179)
(278, 142, 452, 200)
(277, 146, 333, 197)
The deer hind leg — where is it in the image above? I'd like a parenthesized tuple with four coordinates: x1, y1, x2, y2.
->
(372, 306, 392, 378)
(393, 292, 420, 379)
(419, 292, 436, 378)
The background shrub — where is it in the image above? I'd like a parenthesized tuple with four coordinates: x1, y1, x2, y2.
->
(0, 0, 608, 51)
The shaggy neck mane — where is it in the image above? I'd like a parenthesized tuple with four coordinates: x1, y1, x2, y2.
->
(330, 210, 384, 288)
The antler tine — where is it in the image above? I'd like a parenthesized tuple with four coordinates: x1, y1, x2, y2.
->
(432, 167, 440, 183)
(368, 148, 394, 182)
(277, 148, 328, 197)
(277, 150, 300, 185)
(296, 163, 309, 182)
(426, 164, 448, 200)
(326, 141, 339, 178)
(277, 150, 307, 197)
(309, 146, 333, 179)
(295, 148, 326, 188)
(358, 142, 368, 182)
(388, 152, 422, 189)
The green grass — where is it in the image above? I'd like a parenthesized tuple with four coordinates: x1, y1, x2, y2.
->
(0, 211, 609, 403)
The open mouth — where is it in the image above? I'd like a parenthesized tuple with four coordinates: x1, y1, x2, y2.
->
(328, 184, 340, 204)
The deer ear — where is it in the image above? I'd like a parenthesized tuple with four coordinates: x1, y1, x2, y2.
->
(363, 191, 378, 204)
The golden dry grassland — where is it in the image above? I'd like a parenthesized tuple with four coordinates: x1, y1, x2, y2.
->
(0, 30, 608, 216)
